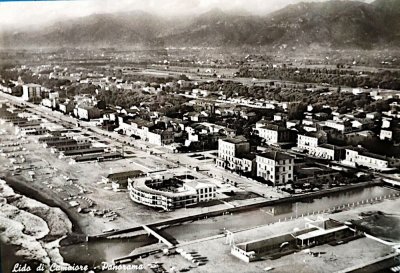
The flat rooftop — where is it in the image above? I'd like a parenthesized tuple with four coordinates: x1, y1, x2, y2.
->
(296, 225, 348, 241)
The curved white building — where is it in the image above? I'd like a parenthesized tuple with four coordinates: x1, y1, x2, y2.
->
(128, 172, 216, 211)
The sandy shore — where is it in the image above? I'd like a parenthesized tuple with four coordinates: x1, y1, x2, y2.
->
(0, 178, 73, 270)
(4, 174, 83, 235)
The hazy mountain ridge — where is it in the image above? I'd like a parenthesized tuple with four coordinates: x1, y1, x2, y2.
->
(1, 0, 399, 49)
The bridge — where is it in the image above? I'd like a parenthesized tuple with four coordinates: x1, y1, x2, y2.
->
(142, 225, 174, 248)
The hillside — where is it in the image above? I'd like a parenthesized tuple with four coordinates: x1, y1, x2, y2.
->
(1, 0, 399, 49)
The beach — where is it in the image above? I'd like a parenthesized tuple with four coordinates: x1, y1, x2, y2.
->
(0, 178, 73, 271)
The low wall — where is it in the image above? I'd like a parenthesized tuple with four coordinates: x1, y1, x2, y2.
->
(90, 181, 383, 239)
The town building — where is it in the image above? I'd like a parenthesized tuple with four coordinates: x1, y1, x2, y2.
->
(380, 129, 393, 141)
(128, 172, 216, 211)
(102, 170, 144, 190)
(296, 131, 341, 160)
(297, 133, 321, 151)
(59, 100, 75, 114)
(255, 121, 292, 145)
(22, 84, 42, 101)
(0, 83, 13, 94)
(231, 218, 356, 263)
(343, 148, 400, 171)
(256, 151, 294, 185)
(70, 152, 123, 163)
(216, 137, 255, 174)
(74, 105, 101, 120)
(147, 129, 175, 146)
(324, 120, 352, 133)
(41, 98, 58, 109)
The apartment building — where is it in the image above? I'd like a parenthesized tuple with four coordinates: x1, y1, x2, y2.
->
(256, 151, 294, 185)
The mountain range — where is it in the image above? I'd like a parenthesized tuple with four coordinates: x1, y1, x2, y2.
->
(1, 0, 399, 49)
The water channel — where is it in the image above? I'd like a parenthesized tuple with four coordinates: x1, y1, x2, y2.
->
(58, 186, 399, 271)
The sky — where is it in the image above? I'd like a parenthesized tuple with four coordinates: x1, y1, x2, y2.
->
(0, 0, 374, 29)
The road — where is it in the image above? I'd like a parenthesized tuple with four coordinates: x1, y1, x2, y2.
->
(0, 92, 287, 199)
(4, 91, 396, 200)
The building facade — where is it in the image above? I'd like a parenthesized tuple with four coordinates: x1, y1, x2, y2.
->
(128, 173, 216, 211)
(255, 122, 292, 144)
(216, 137, 255, 173)
(22, 84, 42, 101)
(256, 152, 294, 185)
(343, 149, 400, 171)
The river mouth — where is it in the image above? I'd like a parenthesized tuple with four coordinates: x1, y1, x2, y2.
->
(3, 173, 400, 272)
(59, 235, 157, 273)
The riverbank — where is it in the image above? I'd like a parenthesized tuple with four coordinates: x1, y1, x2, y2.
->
(0, 178, 73, 270)
(5, 170, 381, 241)
(91, 180, 386, 239)
(4, 174, 84, 236)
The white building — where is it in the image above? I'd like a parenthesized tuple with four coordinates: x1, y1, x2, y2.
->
(0, 84, 12, 94)
(380, 130, 393, 141)
(128, 172, 216, 211)
(22, 84, 42, 101)
(48, 91, 59, 100)
(297, 132, 342, 160)
(217, 137, 250, 164)
(382, 119, 391, 129)
(147, 129, 174, 146)
(324, 120, 352, 133)
(256, 151, 294, 185)
(343, 149, 400, 171)
(255, 122, 292, 145)
(216, 137, 255, 173)
(366, 112, 380, 120)
(297, 134, 319, 150)
(75, 106, 101, 120)
(41, 98, 57, 109)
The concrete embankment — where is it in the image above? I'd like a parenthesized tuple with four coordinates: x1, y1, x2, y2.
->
(91, 181, 383, 239)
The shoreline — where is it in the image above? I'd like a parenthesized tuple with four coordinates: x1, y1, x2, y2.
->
(3, 170, 387, 239)
(4, 174, 84, 236)
(0, 177, 74, 270)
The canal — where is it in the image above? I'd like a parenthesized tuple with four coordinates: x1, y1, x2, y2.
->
(58, 186, 399, 270)
(162, 186, 399, 242)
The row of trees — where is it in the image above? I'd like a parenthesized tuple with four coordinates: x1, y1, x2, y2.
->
(238, 67, 400, 90)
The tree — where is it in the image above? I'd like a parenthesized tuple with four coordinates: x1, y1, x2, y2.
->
(288, 102, 307, 120)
